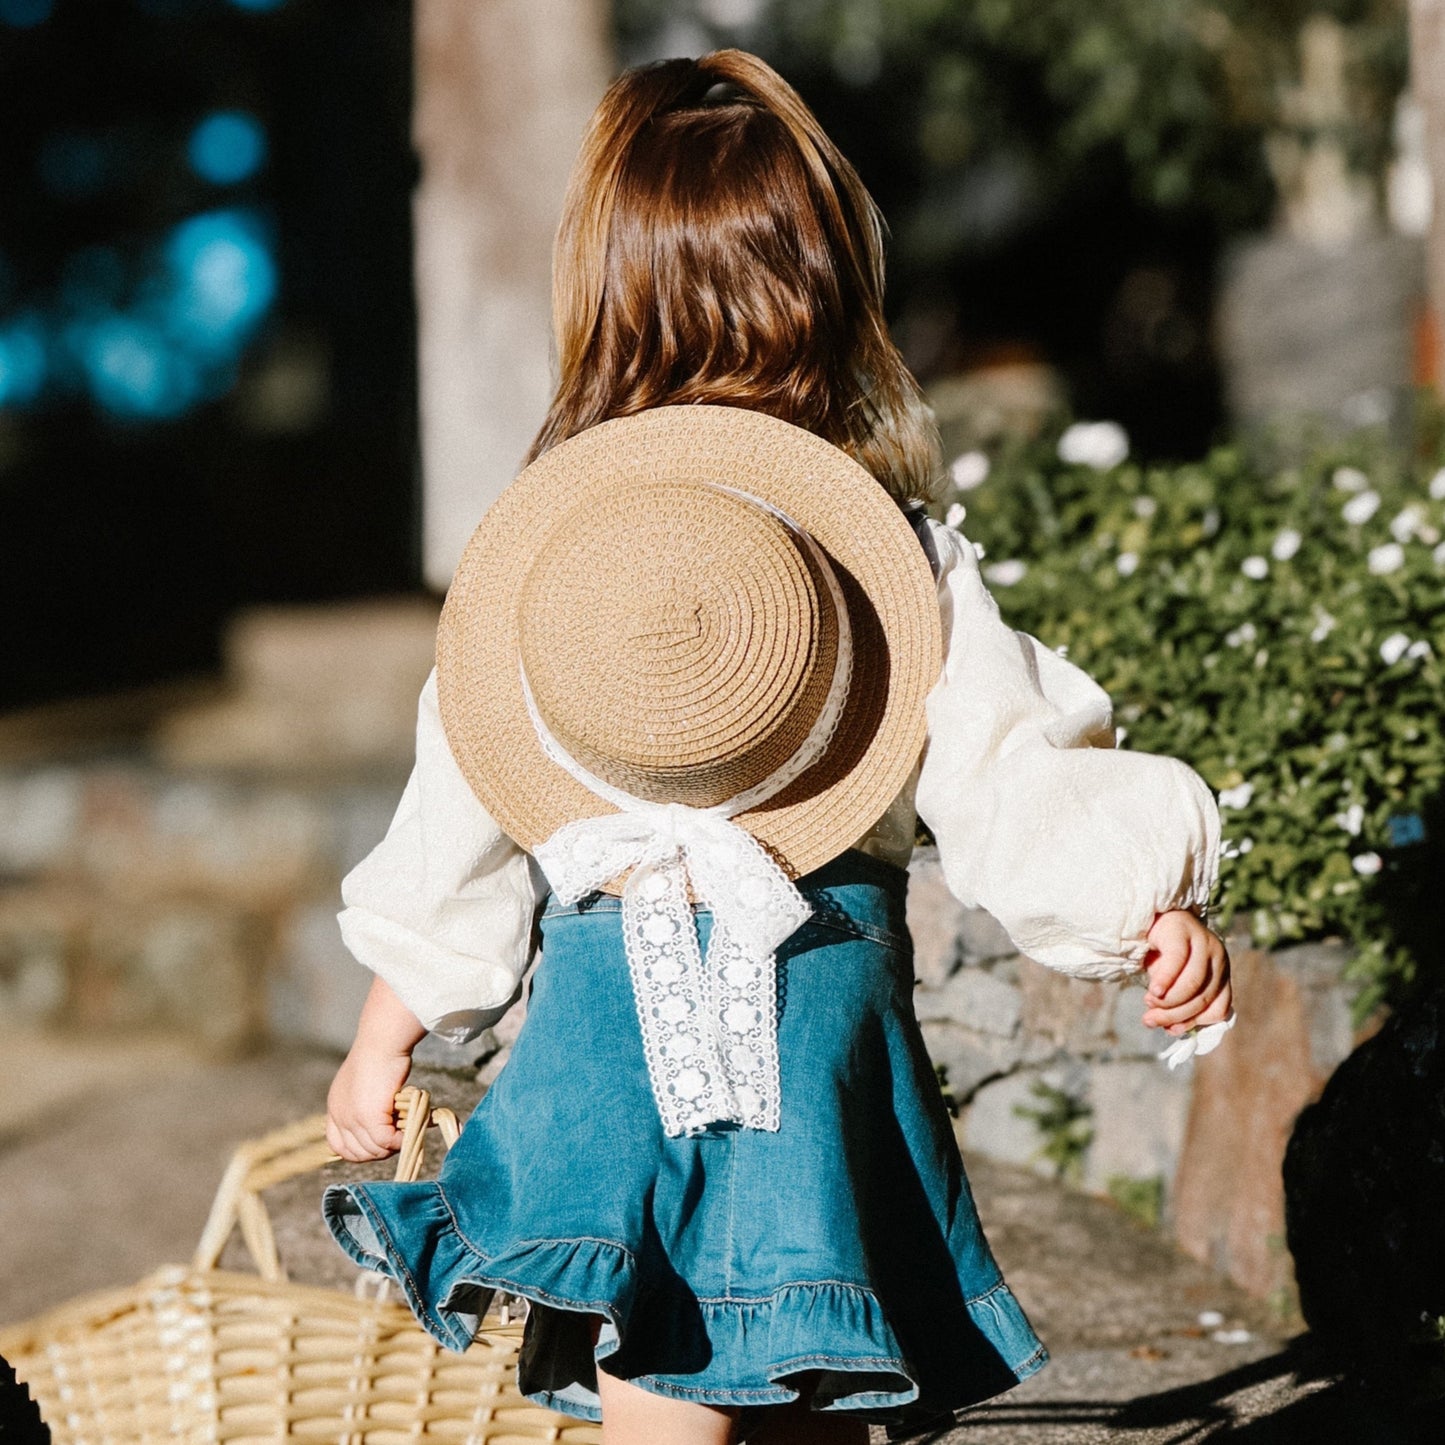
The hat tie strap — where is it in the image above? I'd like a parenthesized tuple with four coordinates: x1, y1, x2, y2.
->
(523, 493, 852, 1136)
(535, 806, 809, 1135)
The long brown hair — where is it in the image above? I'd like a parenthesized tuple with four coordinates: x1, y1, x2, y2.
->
(527, 50, 940, 503)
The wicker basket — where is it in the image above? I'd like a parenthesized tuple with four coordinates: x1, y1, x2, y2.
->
(0, 1087, 601, 1444)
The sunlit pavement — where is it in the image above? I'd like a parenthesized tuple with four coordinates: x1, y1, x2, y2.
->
(0, 1038, 1437, 1442)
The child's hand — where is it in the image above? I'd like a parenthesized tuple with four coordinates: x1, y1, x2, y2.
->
(325, 975, 427, 1162)
(326, 1042, 413, 1161)
(1142, 909, 1232, 1036)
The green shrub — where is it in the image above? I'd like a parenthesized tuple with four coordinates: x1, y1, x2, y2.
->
(1013, 1079, 1094, 1183)
(1106, 1173, 1165, 1230)
(942, 423, 1445, 1013)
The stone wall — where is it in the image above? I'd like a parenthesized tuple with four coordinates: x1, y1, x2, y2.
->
(0, 600, 486, 1069)
(908, 849, 1367, 1302)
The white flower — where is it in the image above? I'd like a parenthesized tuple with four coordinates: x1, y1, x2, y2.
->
(944, 502, 967, 529)
(1218, 782, 1254, 810)
(1220, 838, 1241, 859)
(1379, 632, 1411, 664)
(1334, 803, 1365, 836)
(1408, 639, 1432, 660)
(1212, 1328, 1254, 1346)
(1342, 490, 1381, 525)
(1333, 466, 1370, 493)
(1132, 496, 1158, 519)
(973, 540, 986, 560)
(1430, 466, 1445, 500)
(1058, 420, 1130, 470)
(1435, 541, 1445, 567)
(1390, 504, 1427, 543)
(1114, 724, 1127, 745)
(1115, 551, 1139, 577)
(1310, 610, 1337, 643)
(1225, 622, 1257, 648)
(1271, 528, 1302, 561)
(1055, 643, 1069, 658)
(985, 559, 1027, 586)
(1368, 542, 1405, 575)
(1158, 1013, 1235, 1069)
(1352, 852, 1383, 876)
(948, 450, 990, 490)
(1238, 837, 1254, 854)
(1240, 555, 1269, 579)
(1198, 1310, 1226, 1329)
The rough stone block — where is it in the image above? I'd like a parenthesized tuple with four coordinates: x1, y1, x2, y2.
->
(1082, 1059, 1193, 1202)
(916, 966, 1022, 1038)
(1109, 980, 1160, 1058)
(65, 899, 265, 1048)
(919, 1020, 1022, 1103)
(905, 850, 967, 986)
(0, 768, 83, 873)
(135, 906, 264, 1047)
(958, 1063, 1090, 1175)
(957, 907, 1016, 966)
(1019, 959, 1114, 1053)
(156, 601, 439, 773)
(269, 902, 375, 1053)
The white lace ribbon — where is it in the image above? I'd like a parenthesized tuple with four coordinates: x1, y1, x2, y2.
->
(525, 492, 852, 1136)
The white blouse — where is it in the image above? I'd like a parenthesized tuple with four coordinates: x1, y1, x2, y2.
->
(337, 518, 1220, 1041)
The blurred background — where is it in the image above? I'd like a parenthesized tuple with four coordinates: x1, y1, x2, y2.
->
(3, 0, 1445, 1430)
(0, 0, 1432, 710)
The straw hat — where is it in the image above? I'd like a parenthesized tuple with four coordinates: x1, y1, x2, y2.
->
(436, 404, 941, 881)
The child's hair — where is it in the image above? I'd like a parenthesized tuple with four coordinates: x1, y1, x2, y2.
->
(527, 49, 941, 504)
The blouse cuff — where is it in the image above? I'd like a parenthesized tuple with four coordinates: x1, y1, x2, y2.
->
(336, 905, 527, 1038)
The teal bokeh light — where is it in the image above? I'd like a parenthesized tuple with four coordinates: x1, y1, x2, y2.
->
(0, 0, 54, 29)
(0, 314, 48, 408)
(163, 207, 277, 353)
(188, 111, 267, 186)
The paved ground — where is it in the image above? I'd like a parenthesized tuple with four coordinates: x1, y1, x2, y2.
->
(0, 1037, 1439, 1442)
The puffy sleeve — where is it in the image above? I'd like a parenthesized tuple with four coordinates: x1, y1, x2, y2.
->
(336, 666, 540, 1041)
(914, 520, 1220, 981)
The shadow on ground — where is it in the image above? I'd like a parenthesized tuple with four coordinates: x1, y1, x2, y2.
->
(937, 1336, 1444, 1443)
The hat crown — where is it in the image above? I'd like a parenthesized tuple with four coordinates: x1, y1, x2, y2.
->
(518, 482, 839, 808)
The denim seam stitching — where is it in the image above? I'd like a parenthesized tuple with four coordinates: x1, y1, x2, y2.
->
(799, 913, 908, 951)
(690, 1279, 875, 1305)
(723, 1132, 737, 1297)
(1015, 1344, 1050, 1371)
(962, 1278, 1010, 1308)
(621, 1380, 800, 1402)
(436, 1185, 638, 1269)
(544, 897, 908, 952)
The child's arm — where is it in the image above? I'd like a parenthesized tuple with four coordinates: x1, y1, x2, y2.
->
(325, 667, 540, 1158)
(916, 520, 1229, 1033)
(1144, 909, 1232, 1035)
(326, 975, 427, 1161)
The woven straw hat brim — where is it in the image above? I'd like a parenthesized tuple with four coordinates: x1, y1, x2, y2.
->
(436, 405, 942, 880)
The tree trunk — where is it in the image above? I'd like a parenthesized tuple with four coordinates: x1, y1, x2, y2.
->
(413, 0, 612, 589)
(1409, 0, 1445, 389)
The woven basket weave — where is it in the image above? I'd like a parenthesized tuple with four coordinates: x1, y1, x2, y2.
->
(0, 1088, 600, 1444)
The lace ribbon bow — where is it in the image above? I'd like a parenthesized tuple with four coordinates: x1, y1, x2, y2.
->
(524, 487, 852, 1137)
(534, 804, 812, 1135)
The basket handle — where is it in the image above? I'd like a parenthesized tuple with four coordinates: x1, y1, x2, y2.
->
(191, 1085, 460, 1282)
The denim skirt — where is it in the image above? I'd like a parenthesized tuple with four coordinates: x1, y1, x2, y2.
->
(323, 849, 1046, 1437)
